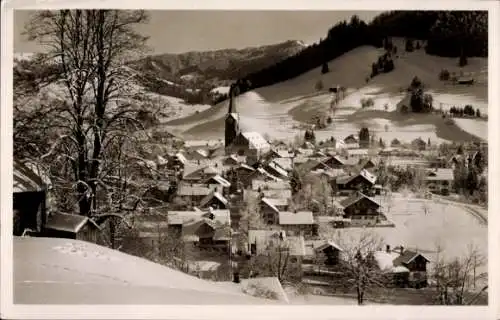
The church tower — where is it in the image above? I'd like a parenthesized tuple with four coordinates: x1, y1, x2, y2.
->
(225, 83, 240, 147)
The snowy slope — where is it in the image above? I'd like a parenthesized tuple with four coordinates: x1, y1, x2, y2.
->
(164, 41, 488, 143)
(14, 237, 280, 304)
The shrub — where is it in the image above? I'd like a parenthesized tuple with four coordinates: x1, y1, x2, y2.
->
(383, 59, 395, 73)
(315, 79, 324, 91)
(476, 108, 481, 117)
(326, 116, 333, 124)
(400, 105, 409, 113)
(439, 69, 450, 81)
(321, 62, 330, 74)
(405, 38, 414, 52)
(459, 54, 468, 67)
(464, 105, 475, 116)
(410, 76, 422, 89)
(360, 97, 375, 108)
(415, 41, 421, 50)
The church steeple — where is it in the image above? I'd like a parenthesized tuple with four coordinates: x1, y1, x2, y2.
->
(225, 83, 240, 147)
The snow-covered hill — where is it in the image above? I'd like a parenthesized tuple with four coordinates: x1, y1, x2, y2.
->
(164, 38, 488, 144)
(14, 236, 280, 304)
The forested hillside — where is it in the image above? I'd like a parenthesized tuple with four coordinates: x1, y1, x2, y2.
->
(233, 11, 487, 96)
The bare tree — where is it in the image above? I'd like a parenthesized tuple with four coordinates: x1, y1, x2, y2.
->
(237, 190, 266, 248)
(291, 175, 332, 215)
(433, 244, 487, 305)
(247, 236, 301, 283)
(16, 10, 166, 244)
(321, 227, 390, 305)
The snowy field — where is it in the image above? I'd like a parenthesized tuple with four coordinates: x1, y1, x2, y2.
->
(333, 192, 488, 279)
(163, 41, 488, 144)
(14, 237, 279, 304)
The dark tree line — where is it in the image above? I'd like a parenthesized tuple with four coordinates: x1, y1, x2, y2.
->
(217, 11, 487, 103)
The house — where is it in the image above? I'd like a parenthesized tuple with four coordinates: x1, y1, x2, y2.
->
(252, 180, 290, 192)
(307, 240, 344, 266)
(411, 138, 427, 151)
(315, 215, 352, 229)
(347, 148, 370, 158)
(247, 230, 306, 279)
(13, 160, 48, 236)
(249, 168, 283, 186)
(334, 191, 382, 224)
(343, 134, 358, 145)
(260, 197, 289, 225)
(392, 247, 430, 288)
(199, 191, 229, 210)
(223, 154, 242, 167)
(336, 169, 377, 192)
(167, 209, 232, 251)
(323, 155, 346, 169)
(176, 184, 213, 204)
(278, 211, 315, 236)
(424, 168, 454, 194)
(373, 246, 430, 288)
(358, 158, 378, 170)
(264, 161, 289, 180)
(43, 212, 101, 243)
(204, 174, 231, 194)
(182, 164, 220, 182)
(184, 139, 224, 151)
(132, 213, 171, 246)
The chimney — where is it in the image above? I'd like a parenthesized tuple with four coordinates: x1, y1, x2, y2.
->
(386, 244, 391, 253)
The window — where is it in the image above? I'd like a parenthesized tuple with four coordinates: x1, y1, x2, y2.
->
(290, 257, 298, 264)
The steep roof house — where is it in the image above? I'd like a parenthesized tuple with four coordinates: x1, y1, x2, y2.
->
(334, 191, 382, 223)
(198, 191, 229, 210)
(336, 169, 377, 191)
(43, 213, 101, 243)
(424, 168, 454, 194)
(13, 160, 48, 236)
(373, 246, 430, 288)
(278, 211, 315, 237)
(343, 134, 358, 144)
(260, 197, 290, 225)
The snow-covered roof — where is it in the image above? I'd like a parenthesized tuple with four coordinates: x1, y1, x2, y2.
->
(338, 191, 380, 209)
(252, 168, 283, 182)
(199, 191, 229, 208)
(266, 161, 289, 178)
(241, 131, 271, 150)
(314, 240, 344, 253)
(278, 211, 314, 225)
(252, 179, 289, 191)
(14, 237, 276, 304)
(167, 209, 230, 225)
(271, 158, 293, 171)
(207, 174, 231, 187)
(373, 251, 401, 272)
(45, 213, 99, 233)
(176, 184, 212, 196)
(13, 160, 46, 193)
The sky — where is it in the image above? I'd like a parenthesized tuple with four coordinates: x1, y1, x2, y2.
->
(14, 10, 382, 54)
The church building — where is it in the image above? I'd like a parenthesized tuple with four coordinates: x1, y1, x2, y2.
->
(224, 83, 271, 164)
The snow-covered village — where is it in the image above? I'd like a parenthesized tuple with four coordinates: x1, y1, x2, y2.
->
(10, 9, 489, 306)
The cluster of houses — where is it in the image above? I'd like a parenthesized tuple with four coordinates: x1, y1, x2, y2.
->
(12, 82, 486, 291)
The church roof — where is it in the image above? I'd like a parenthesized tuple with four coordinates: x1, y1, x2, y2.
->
(241, 131, 271, 150)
